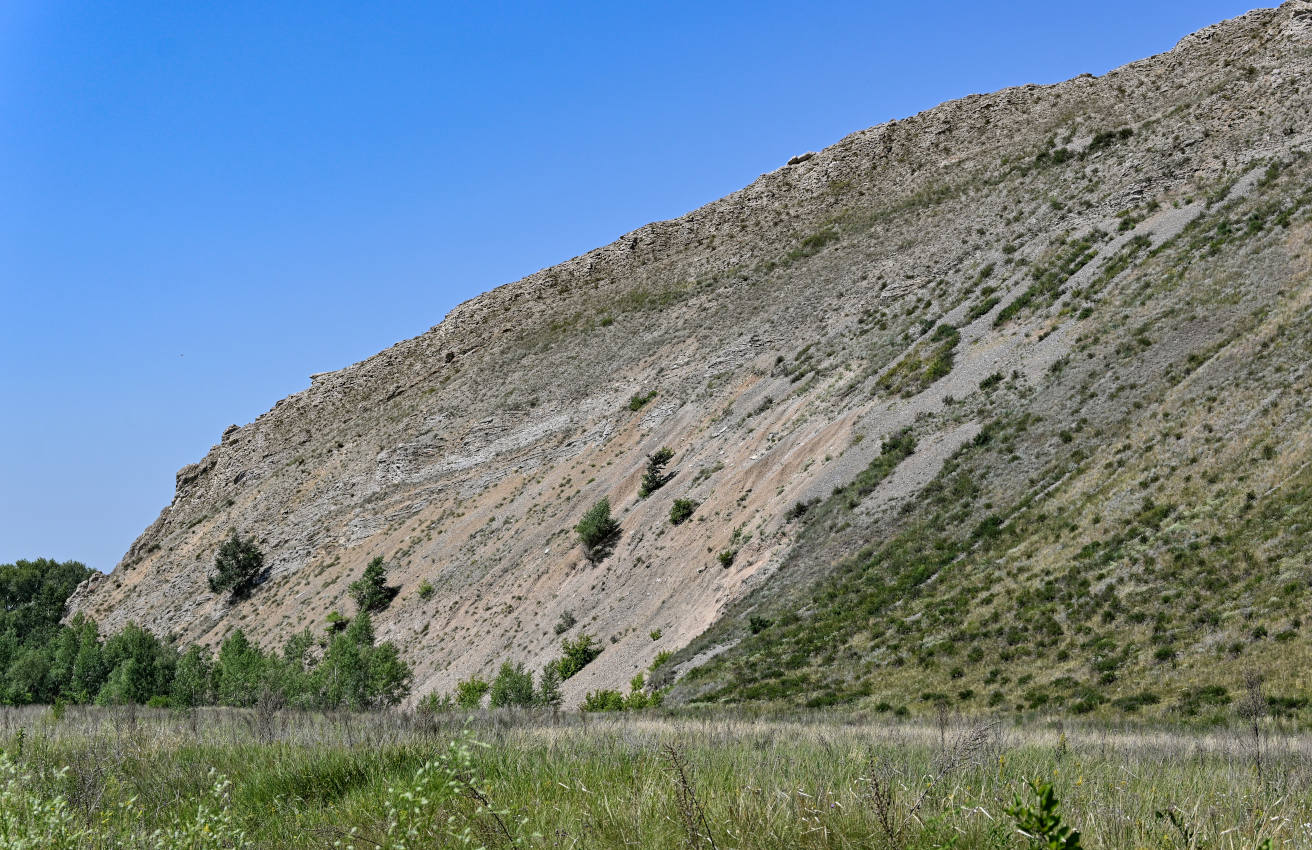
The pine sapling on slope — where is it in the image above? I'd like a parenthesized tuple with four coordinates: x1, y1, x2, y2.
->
(639, 447, 675, 498)
(348, 556, 398, 613)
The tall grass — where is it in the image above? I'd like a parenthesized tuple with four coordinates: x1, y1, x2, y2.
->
(0, 707, 1309, 848)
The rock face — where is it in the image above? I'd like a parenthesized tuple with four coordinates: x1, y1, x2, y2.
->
(70, 2, 1312, 707)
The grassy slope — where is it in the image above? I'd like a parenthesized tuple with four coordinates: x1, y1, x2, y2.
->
(673, 155, 1312, 721)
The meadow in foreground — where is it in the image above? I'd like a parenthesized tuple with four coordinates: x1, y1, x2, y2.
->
(0, 705, 1308, 849)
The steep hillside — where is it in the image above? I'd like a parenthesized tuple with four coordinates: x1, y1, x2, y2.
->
(72, 1, 1312, 712)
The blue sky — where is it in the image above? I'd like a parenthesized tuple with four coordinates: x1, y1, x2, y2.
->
(0, 0, 1259, 571)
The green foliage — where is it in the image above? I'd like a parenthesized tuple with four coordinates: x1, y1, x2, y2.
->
(553, 610, 577, 635)
(717, 550, 736, 568)
(784, 500, 815, 522)
(0, 715, 1304, 847)
(535, 662, 564, 708)
(489, 661, 535, 708)
(383, 728, 532, 848)
(786, 226, 839, 262)
(416, 580, 435, 600)
(1086, 126, 1133, 154)
(1006, 781, 1082, 849)
(639, 447, 676, 498)
(0, 752, 253, 849)
(877, 324, 959, 396)
(455, 676, 490, 709)
(213, 629, 266, 707)
(315, 612, 413, 710)
(171, 645, 212, 707)
(994, 233, 1103, 327)
(581, 672, 663, 712)
(580, 689, 626, 712)
(0, 558, 93, 643)
(627, 390, 657, 411)
(96, 622, 175, 706)
(416, 690, 454, 714)
(207, 533, 265, 600)
(348, 556, 397, 613)
(575, 498, 621, 561)
(556, 633, 602, 680)
(834, 429, 916, 509)
(669, 498, 699, 525)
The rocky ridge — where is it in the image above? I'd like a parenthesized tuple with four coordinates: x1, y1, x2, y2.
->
(71, 1, 1312, 711)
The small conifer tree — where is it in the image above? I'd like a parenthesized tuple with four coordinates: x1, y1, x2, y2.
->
(208, 533, 264, 600)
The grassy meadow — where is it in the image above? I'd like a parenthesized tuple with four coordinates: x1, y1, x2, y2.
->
(1, 706, 1310, 848)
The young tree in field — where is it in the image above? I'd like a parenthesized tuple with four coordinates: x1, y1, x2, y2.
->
(208, 533, 265, 600)
(213, 629, 265, 707)
(455, 675, 490, 709)
(315, 612, 412, 710)
(489, 661, 535, 708)
(172, 645, 213, 707)
(535, 662, 563, 708)
(69, 619, 107, 703)
(97, 622, 176, 705)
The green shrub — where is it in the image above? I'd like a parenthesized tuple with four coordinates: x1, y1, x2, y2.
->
(627, 390, 657, 411)
(454, 676, 489, 709)
(556, 633, 602, 679)
(535, 662, 563, 708)
(581, 689, 626, 712)
(717, 550, 736, 568)
(669, 499, 699, 525)
(1006, 781, 1082, 849)
(785, 500, 815, 521)
(348, 556, 397, 613)
(488, 661, 535, 708)
(554, 610, 577, 635)
(416, 691, 454, 714)
(416, 580, 435, 600)
(576, 499, 621, 561)
(207, 533, 264, 600)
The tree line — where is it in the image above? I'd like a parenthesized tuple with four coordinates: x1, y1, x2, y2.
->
(0, 556, 411, 709)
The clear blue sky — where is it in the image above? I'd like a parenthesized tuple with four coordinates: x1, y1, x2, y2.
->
(0, 0, 1259, 572)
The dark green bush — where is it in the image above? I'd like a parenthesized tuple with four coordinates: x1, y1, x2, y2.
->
(208, 533, 264, 600)
(489, 661, 535, 708)
(639, 447, 675, 498)
(575, 498, 621, 561)
(556, 633, 602, 679)
(348, 556, 397, 613)
(669, 499, 699, 525)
